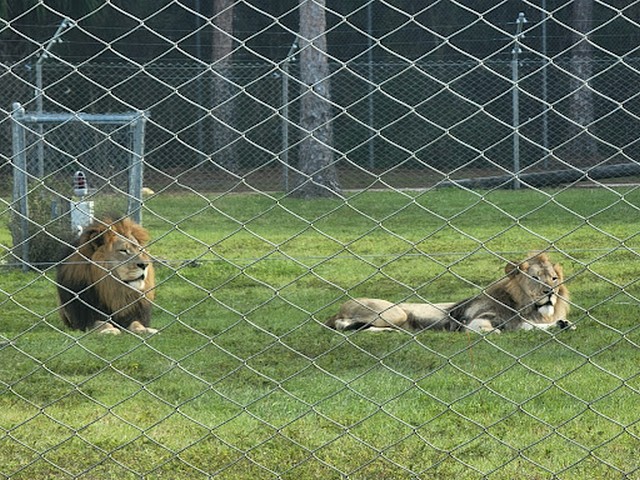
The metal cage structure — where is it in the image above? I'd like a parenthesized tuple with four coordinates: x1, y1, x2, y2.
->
(10, 102, 147, 268)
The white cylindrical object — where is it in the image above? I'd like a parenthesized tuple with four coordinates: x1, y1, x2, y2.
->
(70, 200, 94, 236)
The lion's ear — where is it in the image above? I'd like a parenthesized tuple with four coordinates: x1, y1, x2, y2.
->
(553, 263, 564, 281)
(79, 225, 107, 253)
(505, 260, 527, 277)
(505, 261, 518, 276)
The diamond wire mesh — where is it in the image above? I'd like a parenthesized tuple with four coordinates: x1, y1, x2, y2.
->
(1, 1, 640, 478)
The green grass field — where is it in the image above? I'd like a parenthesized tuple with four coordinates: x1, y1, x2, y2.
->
(1, 188, 639, 479)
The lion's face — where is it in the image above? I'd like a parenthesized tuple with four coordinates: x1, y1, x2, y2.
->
(508, 253, 564, 315)
(78, 218, 154, 295)
(96, 234, 151, 291)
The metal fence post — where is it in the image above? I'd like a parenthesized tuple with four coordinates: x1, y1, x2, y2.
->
(11, 102, 30, 270)
(34, 18, 73, 180)
(129, 111, 147, 225)
(512, 12, 527, 190)
(541, 0, 550, 169)
(367, 2, 375, 170)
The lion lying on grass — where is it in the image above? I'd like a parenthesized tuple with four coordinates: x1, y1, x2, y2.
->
(56, 217, 157, 335)
(327, 253, 572, 333)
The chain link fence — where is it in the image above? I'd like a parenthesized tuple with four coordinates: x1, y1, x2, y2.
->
(1, 1, 639, 478)
(4, 56, 640, 192)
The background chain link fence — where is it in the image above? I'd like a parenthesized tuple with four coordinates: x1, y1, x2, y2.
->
(1, 1, 639, 478)
(4, 57, 640, 192)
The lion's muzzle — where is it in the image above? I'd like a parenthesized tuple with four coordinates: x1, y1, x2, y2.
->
(126, 273, 146, 284)
(116, 259, 149, 291)
(536, 293, 556, 317)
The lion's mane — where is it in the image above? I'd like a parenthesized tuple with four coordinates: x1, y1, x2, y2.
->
(56, 217, 156, 333)
(445, 252, 570, 332)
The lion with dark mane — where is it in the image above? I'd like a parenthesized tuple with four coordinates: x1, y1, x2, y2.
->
(56, 217, 157, 335)
(327, 253, 572, 334)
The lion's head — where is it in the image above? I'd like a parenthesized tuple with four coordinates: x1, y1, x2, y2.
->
(79, 218, 154, 293)
(505, 252, 568, 319)
(57, 217, 156, 334)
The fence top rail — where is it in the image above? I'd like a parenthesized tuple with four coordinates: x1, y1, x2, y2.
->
(10, 102, 147, 125)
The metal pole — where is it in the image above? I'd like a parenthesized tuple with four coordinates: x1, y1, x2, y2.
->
(34, 18, 73, 179)
(367, 2, 375, 170)
(35, 61, 44, 179)
(129, 112, 147, 225)
(194, 0, 205, 158)
(11, 103, 30, 270)
(541, 0, 549, 169)
(195, 0, 202, 60)
(512, 12, 527, 190)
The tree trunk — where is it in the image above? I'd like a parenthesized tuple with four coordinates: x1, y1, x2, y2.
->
(211, 0, 237, 172)
(569, 0, 597, 162)
(293, 0, 340, 198)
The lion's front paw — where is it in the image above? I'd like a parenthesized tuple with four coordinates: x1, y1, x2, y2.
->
(128, 321, 157, 335)
(557, 319, 576, 330)
(93, 321, 122, 335)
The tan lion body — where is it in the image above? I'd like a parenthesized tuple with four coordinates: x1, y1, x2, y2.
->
(56, 217, 157, 335)
(327, 253, 571, 333)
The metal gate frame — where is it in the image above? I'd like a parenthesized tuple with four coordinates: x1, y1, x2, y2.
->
(10, 102, 148, 269)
